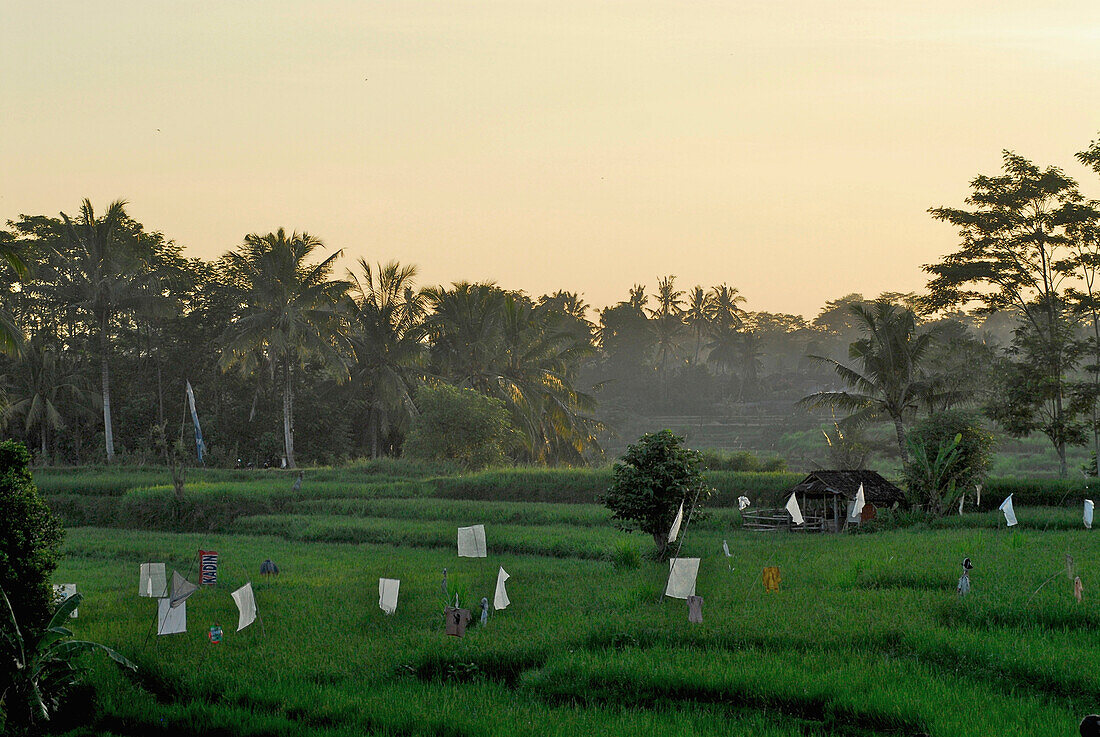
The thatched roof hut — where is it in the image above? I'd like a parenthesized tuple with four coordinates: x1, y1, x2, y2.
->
(784, 470, 904, 533)
(789, 470, 905, 506)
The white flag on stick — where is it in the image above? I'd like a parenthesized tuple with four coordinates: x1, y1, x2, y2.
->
(1085, 499, 1094, 530)
(958, 493, 965, 515)
(156, 598, 186, 635)
(457, 525, 487, 557)
(786, 494, 804, 526)
(665, 558, 700, 599)
(139, 563, 166, 598)
(976, 484, 982, 508)
(999, 495, 1018, 527)
(494, 567, 510, 610)
(378, 578, 400, 615)
(667, 501, 684, 543)
(737, 496, 751, 511)
(231, 583, 257, 631)
(847, 484, 866, 523)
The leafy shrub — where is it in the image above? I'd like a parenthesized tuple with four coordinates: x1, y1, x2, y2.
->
(0, 443, 64, 628)
(404, 384, 518, 470)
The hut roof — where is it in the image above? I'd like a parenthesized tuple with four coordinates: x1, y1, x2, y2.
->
(788, 470, 904, 506)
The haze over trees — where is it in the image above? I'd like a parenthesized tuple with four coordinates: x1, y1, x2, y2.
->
(4, 138, 1100, 476)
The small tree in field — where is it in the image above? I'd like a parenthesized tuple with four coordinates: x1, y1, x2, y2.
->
(0, 441, 63, 629)
(403, 383, 517, 470)
(600, 430, 709, 558)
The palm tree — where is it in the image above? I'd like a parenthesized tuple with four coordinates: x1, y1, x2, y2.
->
(800, 301, 937, 463)
(705, 283, 746, 330)
(53, 200, 160, 462)
(220, 229, 350, 469)
(425, 283, 601, 463)
(0, 229, 27, 355)
(648, 276, 686, 380)
(1, 335, 95, 464)
(345, 259, 427, 458)
(684, 286, 709, 364)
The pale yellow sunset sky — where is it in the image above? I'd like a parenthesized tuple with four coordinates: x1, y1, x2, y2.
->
(2, 1, 1099, 317)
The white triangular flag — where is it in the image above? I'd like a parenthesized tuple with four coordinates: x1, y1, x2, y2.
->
(457, 525, 487, 557)
(785, 494, 804, 526)
(722, 539, 731, 558)
(665, 558, 700, 599)
(958, 492, 965, 515)
(231, 582, 257, 631)
(156, 597, 186, 635)
(1085, 499, 1094, 530)
(976, 483, 982, 508)
(169, 570, 198, 609)
(737, 496, 751, 511)
(667, 501, 684, 543)
(999, 494, 1017, 527)
(139, 563, 166, 598)
(494, 567, 510, 610)
(847, 483, 866, 523)
(378, 578, 400, 615)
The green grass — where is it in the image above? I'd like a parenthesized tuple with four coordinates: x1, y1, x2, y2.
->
(35, 464, 1100, 736)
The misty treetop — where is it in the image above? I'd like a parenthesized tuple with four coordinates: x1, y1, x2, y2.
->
(3, 137, 1100, 473)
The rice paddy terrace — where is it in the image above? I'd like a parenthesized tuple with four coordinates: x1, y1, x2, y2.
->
(38, 464, 1100, 737)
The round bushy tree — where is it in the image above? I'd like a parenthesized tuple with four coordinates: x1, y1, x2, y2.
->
(0, 441, 64, 628)
(600, 430, 709, 557)
(404, 383, 517, 470)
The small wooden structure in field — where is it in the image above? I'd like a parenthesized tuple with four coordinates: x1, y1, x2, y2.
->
(742, 470, 904, 533)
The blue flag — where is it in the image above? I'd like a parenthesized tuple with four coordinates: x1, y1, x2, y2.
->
(185, 380, 205, 463)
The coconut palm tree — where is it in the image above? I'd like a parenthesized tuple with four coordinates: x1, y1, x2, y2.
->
(800, 301, 938, 463)
(52, 200, 161, 462)
(345, 259, 427, 458)
(1, 335, 95, 464)
(425, 283, 600, 463)
(684, 285, 709, 364)
(220, 229, 350, 469)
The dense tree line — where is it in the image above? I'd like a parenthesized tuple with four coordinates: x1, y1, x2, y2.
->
(3, 137, 1100, 474)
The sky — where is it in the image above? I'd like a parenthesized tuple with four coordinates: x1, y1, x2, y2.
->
(2, 1, 1100, 318)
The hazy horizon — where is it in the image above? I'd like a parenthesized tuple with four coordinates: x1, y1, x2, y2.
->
(3, 1, 1099, 317)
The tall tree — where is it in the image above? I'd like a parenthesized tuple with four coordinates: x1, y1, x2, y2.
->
(220, 229, 349, 469)
(52, 200, 163, 462)
(426, 283, 600, 463)
(800, 301, 937, 463)
(925, 151, 1086, 475)
(345, 260, 426, 458)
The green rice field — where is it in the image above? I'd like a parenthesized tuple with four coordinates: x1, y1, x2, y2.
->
(39, 465, 1100, 736)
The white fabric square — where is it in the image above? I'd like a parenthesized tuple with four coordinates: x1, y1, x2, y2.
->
(53, 583, 77, 618)
(494, 567, 510, 610)
(847, 483, 866, 523)
(231, 583, 257, 631)
(737, 496, 751, 511)
(786, 494, 804, 526)
(667, 501, 684, 543)
(1085, 499, 1094, 530)
(665, 557, 700, 599)
(140, 563, 166, 598)
(156, 597, 186, 635)
(457, 525, 487, 557)
(999, 495, 1017, 527)
(378, 578, 400, 615)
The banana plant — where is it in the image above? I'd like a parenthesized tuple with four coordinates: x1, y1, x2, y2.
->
(0, 588, 136, 733)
